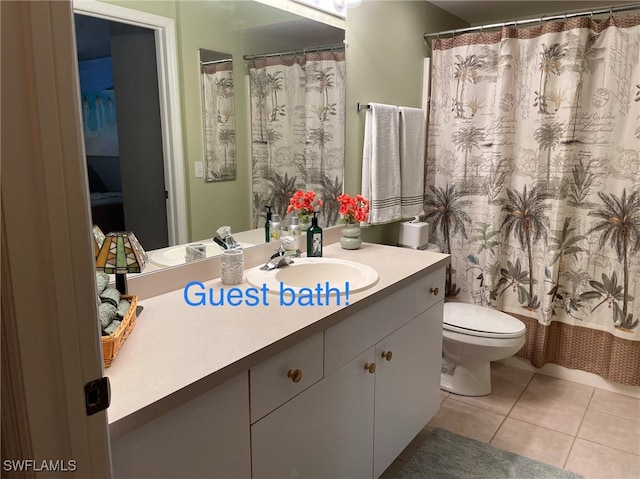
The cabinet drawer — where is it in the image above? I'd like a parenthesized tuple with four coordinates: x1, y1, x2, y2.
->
(250, 331, 323, 423)
(414, 267, 445, 316)
(325, 286, 414, 376)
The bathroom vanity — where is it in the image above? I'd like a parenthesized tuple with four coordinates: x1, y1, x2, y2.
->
(107, 242, 448, 478)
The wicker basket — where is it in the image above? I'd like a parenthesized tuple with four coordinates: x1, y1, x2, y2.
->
(102, 295, 138, 368)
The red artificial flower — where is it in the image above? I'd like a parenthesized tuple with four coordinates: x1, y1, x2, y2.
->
(286, 190, 323, 216)
(337, 193, 369, 224)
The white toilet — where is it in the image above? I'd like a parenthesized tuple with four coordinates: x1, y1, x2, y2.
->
(395, 223, 525, 396)
(441, 302, 526, 397)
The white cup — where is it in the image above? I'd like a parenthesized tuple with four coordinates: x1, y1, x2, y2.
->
(185, 243, 206, 262)
(220, 249, 244, 285)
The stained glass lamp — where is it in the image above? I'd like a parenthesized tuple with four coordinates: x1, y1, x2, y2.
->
(95, 231, 148, 295)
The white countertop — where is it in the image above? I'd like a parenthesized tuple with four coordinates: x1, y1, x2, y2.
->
(106, 242, 449, 438)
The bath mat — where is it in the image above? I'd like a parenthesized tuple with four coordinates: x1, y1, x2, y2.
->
(396, 428, 583, 479)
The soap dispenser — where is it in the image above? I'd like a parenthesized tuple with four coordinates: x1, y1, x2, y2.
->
(270, 214, 281, 241)
(289, 216, 301, 247)
(306, 212, 323, 257)
(264, 206, 273, 242)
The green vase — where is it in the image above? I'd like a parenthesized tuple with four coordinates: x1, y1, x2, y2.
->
(340, 224, 362, 250)
(298, 214, 311, 233)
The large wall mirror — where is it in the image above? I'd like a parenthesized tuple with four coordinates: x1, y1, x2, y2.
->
(76, 0, 346, 273)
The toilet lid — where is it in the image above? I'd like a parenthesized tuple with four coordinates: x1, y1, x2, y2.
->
(443, 302, 525, 338)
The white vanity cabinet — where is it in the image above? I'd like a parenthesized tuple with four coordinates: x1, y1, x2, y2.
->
(373, 302, 444, 477)
(373, 268, 445, 476)
(251, 266, 445, 479)
(110, 372, 251, 479)
(107, 246, 447, 479)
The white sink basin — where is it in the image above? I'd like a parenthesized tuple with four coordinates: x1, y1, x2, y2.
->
(150, 242, 253, 267)
(246, 257, 379, 295)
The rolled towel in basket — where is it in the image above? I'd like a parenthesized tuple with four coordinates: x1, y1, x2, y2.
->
(96, 272, 110, 294)
(116, 298, 131, 318)
(100, 287, 121, 307)
(103, 319, 122, 336)
(99, 302, 117, 329)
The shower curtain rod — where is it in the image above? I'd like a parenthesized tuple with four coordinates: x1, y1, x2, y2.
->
(424, 2, 640, 38)
(242, 43, 345, 61)
(200, 58, 233, 66)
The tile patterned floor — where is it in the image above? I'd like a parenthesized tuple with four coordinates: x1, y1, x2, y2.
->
(382, 363, 640, 479)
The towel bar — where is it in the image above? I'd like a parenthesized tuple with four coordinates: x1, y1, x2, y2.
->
(358, 102, 421, 113)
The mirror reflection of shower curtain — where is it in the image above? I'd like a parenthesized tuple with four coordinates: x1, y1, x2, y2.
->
(426, 13, 640, 386)
(201, 62, 236, 181)
(248, 49, 346, 228)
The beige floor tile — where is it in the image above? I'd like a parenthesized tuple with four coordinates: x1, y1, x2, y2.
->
(490, 417, 574, 468)
(491, 362, 535, 388)
(565, 438, 640, 479)
(397, 426, 434, 462)
(419, 369, 638, 479)
(427, 398, 505, 443)
(449, 365, 530, 416)
(589, 389, 640, 422)
(509, 392, 586, 435)
(526, 374, 594, 408)
(578, 409, 640, 455)
(379, 459, 406, 479)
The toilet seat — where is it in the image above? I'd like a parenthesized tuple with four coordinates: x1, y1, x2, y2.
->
(443, 302, 525, 339)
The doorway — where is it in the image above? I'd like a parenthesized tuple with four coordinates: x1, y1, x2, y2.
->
(75, 13, 169, 250)
(72, 0, 188, 249)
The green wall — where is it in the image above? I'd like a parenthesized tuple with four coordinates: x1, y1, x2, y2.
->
(345, 0, 466, 245)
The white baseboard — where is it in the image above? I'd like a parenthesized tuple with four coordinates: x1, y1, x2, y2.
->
(498, 357, 640, 399)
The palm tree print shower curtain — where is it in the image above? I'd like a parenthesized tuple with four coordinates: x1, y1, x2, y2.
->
(248, 50, 345, 228)
(426, 14, 640, 385)
(201, 62, 236, 181)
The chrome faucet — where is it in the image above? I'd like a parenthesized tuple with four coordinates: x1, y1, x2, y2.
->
(260, 236, 300, 271)
(216, 226, 240, 250)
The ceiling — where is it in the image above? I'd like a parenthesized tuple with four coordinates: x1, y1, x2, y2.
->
(428, 1, 638, 26)
(75, 2, 639, 60)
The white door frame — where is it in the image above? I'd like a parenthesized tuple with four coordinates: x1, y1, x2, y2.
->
(2, 1, 112, 475)
(73, 0, 188, 246)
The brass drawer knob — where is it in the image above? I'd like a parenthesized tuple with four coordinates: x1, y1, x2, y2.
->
(430, 287, 439, 296)
(381, 351, 393, 361)
(287, 368, 302, 383)
(364, 363, 376, 374)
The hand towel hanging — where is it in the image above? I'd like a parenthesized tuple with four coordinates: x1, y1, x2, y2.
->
(399, 106, 426, 218)
(361, 102, 402, 225)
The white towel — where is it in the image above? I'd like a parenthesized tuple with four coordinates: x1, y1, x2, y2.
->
(361, 103, 402, 225)
(399, 106, 426, 219)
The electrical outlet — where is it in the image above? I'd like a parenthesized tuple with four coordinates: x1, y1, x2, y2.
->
(194, 161, 204, 178)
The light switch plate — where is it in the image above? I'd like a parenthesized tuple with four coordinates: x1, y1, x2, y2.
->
(194, 161, 204, 178)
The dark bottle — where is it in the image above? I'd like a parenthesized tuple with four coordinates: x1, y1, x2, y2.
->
(306, 212, 323, 257)
(265, 206, 273, 243)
